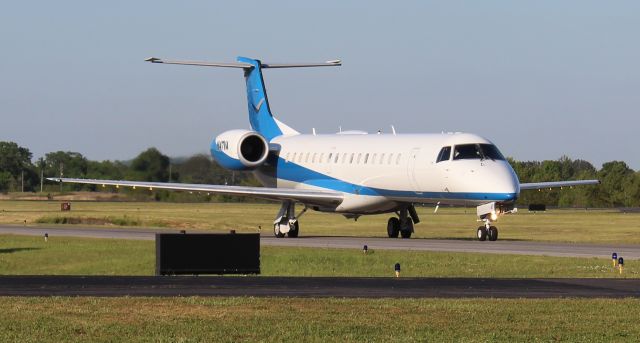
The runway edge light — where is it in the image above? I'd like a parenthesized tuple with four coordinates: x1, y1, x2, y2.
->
(618, 257, 624, 274)
(363, 245, 368, 254)
(394, 263, 401, 278)
(612, 252, 618, 267)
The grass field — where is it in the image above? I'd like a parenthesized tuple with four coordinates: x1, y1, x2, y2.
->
(1, 297, 639, 342)
(1, 200, 640, 244)
(1, 235, 636, 277)
(2, 201, 640, 341)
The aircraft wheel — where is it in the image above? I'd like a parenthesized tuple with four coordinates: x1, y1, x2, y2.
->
(488, 226, 498, 241)
(477, 226, 487, 241)
(287, 221, 299, 238)
(273, 223, 285, 238)
(387, 217, 400, 238)
(400, 218, 413, 239)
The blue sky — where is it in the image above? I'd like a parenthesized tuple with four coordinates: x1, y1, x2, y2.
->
(1, 1, 638, 169)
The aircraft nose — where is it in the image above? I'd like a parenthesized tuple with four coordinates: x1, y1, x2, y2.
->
(495, 162, 520, 200)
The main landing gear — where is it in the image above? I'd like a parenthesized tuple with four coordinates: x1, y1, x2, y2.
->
(387, 205, 420, 239)
(273, 201, 307, 238)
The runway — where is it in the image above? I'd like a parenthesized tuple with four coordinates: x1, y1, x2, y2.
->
(1, 276, 639, 297)
(1, 225, 639, 259)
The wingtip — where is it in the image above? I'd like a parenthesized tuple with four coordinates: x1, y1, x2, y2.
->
(145, 57, 161, 63)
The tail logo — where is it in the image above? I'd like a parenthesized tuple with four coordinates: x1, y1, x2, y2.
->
(252, 98, 265, 112)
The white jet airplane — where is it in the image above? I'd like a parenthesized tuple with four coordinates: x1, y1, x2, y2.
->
(50, 56, 599, 241)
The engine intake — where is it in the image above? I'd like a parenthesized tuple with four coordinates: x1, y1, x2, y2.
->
(211, 130, 269, 170)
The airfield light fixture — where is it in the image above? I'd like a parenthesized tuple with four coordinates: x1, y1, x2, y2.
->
(612, 253, 618, 267)
(618, 257, 624, 273)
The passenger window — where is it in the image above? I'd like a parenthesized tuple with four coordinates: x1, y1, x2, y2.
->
(320, 153, 324, 163)
(341, 153, 347, 164)
(305, 152, 310, 163)
(350, 153, 354, 164)
(380, 153, 385, 164)
(396, 154, 401, 165)
(364, 153, 369, 164)
(388, 153, 393, 164)
(334, 153, 339, 163)
(328, 153, 333, 163)
(372, 153, 377, 164)
(312, 153, 316, 163)
(436, 146, 451, 163)
(357, 153, 362, 164)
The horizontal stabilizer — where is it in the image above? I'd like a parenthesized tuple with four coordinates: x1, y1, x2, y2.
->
(145, 57, 341, 69)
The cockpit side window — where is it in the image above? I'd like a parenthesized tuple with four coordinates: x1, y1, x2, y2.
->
(436, 146, 451, 163)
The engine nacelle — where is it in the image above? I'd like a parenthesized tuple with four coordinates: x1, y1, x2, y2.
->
(210, 129, 269, 170)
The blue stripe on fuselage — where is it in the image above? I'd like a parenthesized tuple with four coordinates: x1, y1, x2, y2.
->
(273, 157, 517, 202)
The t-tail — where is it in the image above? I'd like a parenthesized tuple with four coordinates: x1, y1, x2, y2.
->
(145, 56, 341, 141)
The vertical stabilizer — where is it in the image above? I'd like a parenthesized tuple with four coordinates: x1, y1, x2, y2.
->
(237, 57, 285, 140)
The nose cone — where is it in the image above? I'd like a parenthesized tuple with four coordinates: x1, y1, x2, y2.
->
(493, 161, 520, 201)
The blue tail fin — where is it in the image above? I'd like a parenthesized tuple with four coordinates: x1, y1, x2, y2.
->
(237, 57, 284, 140)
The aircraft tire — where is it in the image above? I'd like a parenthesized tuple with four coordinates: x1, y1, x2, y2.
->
(387, 217, 400, 238)
(477, 226, 487, 241)
(273, 224, 285, 238)
(287, 221, 299, 238)
(488, 226, 498, 241)
(400, 218, 413, 238)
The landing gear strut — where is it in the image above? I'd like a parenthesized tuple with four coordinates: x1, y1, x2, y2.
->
(387, 205, 419, 239)
(273, 201, 306, 238)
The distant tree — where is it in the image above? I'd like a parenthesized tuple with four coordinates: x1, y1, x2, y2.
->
(0, 141, 37, 192)
(598, 161, 636, 207)
(129, 148, 170, 182)
(176, 154, 219, 184)
(44, 151, 88, 178)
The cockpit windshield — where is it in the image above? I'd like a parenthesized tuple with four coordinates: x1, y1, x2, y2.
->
(453, 144, 505, 161)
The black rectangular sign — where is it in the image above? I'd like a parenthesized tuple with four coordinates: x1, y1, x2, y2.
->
(156, 233, 260, 275)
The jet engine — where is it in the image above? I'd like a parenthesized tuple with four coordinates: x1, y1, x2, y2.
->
(210, 129, 269, 170)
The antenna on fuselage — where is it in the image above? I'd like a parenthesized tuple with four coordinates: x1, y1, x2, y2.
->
(391, 125, 396, 135)
(312, 128, 316, 136)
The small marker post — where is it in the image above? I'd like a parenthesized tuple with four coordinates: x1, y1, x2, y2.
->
(612, 253, 618, 268)
(363, 245, 368, 254)
(44, 233, 48, 242)
(618, 257, 624, 274)
(394, 263, 401, 278)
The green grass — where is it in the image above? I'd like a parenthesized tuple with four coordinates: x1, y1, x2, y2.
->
(1, 297, 639, 342)
(1, 235, 636, 277)
(2, 200, 640, 244)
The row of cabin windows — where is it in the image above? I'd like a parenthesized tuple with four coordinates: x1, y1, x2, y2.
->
(284, 152, 403, 165)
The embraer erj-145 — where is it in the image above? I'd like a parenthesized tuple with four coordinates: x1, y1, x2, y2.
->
(50, 56, 599, 241)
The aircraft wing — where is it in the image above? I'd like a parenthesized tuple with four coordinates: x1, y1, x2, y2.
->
(47, 178, 343, 206)
(519, 179, 600, 191)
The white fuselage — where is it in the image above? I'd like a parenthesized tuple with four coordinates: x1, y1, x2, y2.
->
(254, 132, 520, 214)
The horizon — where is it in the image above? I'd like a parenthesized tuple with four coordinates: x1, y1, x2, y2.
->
(2, 1, 638, 169)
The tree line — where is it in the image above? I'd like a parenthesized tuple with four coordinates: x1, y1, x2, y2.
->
(1, 141, 639, 207)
